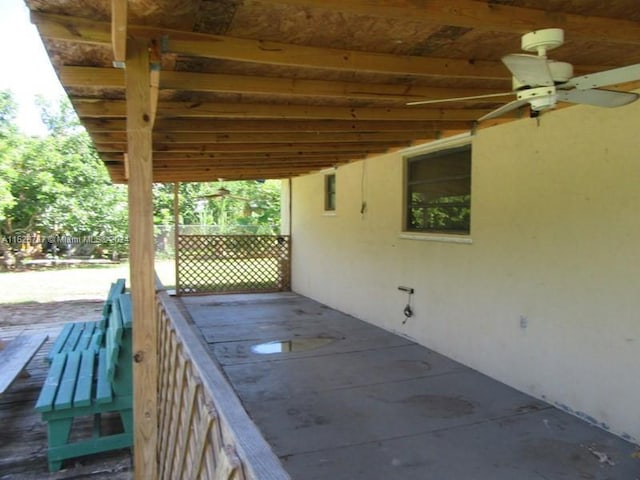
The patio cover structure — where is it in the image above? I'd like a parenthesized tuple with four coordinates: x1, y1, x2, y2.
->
(25, 0, 640, 478)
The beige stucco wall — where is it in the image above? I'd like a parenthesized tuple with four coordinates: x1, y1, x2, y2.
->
(291, 100, 640, 444)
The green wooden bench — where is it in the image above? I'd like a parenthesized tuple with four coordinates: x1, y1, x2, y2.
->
(46, 279, 126, 363)
(35, 292, 133, 472)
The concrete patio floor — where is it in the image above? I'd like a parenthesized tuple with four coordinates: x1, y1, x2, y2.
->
(181, 292, 639, 480)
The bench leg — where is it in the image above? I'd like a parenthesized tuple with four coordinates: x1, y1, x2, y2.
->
(47, 418, 73, 472)
(120, 409, 134, 434)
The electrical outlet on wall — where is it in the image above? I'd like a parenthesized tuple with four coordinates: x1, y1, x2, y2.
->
(519, 315, 528, 329)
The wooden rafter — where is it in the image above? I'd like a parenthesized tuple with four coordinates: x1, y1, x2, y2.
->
(82, 118, 475, 133)
(91, 130, 437, 144)
(59, 66, 513, 102)
(73, 99, 492, 121)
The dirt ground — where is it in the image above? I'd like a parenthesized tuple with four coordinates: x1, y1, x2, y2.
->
(0, 261, 174, 327)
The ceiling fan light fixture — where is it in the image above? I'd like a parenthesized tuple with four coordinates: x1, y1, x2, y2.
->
(548, 61, 573, 83)
(517, 86, 558, 111)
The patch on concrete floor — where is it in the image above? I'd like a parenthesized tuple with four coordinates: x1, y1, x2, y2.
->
(401, 394, 475, 418)
(251, 336, 337, 354)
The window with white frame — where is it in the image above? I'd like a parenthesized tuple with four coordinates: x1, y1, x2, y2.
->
(405, 143, 471, 234)
(324, 173, 336, 212)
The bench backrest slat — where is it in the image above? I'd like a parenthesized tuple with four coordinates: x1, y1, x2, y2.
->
(96, 348, 113, 404)
(108, 293, 133, 397)
(100, 279, 126, 328)
(105, 301, 123, 383)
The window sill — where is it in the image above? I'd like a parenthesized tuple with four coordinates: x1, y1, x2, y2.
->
(323, 211, 337, 217)
(399, 232, 472, 244)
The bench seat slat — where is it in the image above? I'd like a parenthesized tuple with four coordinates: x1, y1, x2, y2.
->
(46, 324, 74, 363)
(73, 351, 95, 408)
(60, 323, 84, 355)
(54, 351, 82, 410)
(75, 322, 97, 351)
(35, 354, 67, 412)
(89, 331, 103, 353)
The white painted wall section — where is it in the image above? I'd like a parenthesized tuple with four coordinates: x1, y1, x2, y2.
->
(291, 99, 640, 444)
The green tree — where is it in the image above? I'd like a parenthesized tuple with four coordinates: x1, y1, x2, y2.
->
(0, 91, 19, 229)
(1, 96, 128, 258)
(153, 180, 281, 234)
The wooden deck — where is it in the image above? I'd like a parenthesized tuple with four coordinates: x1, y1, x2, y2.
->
(0, 322, 133, 479)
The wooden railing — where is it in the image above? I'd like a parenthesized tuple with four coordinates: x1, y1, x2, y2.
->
(156, 288, 290, 479)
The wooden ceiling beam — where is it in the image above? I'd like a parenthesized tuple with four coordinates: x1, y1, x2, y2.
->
(109, 165, 340, 182)
(31, 12, 504, 79)
(149, 171, 317, 182)
(82, 118, 474, 133)
(91, 130, 436, 144)
(257, 0, 640, 45)
(95, 141, 405, 153)
(110, 0, 127, 66)
(155, 141, 408, 152)
(74, 99, 490, 121)
(152, 159, 352, 169)
(101, 151, 366, 161)
(60, 66, 511, 101)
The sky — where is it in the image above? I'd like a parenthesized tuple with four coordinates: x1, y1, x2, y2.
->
(0, 0, 66, 135)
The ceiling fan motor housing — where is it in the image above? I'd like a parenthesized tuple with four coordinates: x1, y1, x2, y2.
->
(521, 28, 564, 55)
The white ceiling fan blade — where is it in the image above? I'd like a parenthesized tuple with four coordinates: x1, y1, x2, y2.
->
(502, 54, 554, 87)
(567, 64, 640, 90)
(557, 88, 639, 107)
(478, 98, 531, 121)
(407, 92, 514, 106)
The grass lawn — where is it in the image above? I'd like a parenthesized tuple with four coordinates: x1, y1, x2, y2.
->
(0, 260, 175, 304)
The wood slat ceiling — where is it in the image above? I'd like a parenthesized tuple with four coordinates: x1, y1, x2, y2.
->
(26, 0, 640, 183)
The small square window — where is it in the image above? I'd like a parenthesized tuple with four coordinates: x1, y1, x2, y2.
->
(324, 173, 336, 211)
(405, 144, 471, 234)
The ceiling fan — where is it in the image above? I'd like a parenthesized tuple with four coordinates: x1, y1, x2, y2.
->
(408, 28, 640, 121)
(198, 181, 249, 202)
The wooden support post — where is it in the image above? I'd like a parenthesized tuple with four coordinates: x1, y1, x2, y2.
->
(126, 38, 158, 479)
(173, 182, 180, 294)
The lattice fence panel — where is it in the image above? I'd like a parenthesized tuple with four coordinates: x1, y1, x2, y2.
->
(176, 235, 291, 295)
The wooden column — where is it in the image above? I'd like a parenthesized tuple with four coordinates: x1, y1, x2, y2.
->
(126, 38, 158, 479)
(173, 182, 180, 293)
